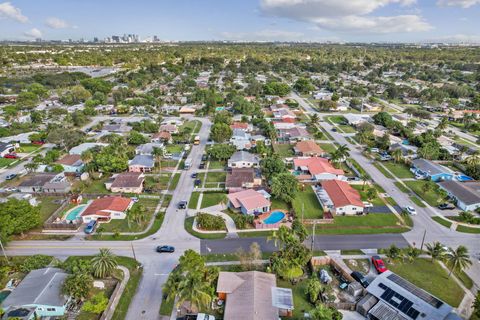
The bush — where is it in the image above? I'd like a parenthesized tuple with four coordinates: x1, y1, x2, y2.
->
(196, 213, 225, 231)
(82, 292, 109, 314)
(232, 214, 254, 229)
(20, 255, 53, 273)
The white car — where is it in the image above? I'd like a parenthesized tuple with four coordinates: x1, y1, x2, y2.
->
(405, 206, 417, 215)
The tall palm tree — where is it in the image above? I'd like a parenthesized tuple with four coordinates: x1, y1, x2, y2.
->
(81, 150, 94, 174)
(445, 246, 472, 278)
(152, 146, 164, 173)
(175, 272, 213, 313)
(92, 248, 118, 278)
(335, 144, 350, 160)
(360, 174, 369, 191)
(425, 242, 446, 262)
(465, 151, 480, 167)
(436, 117, 448, 131)
(391, 148, 403, 164)
(310, 114, 319, 126)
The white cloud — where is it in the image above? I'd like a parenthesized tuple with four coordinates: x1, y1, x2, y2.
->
(259, 0, 431, 33)
(436, 0, 480, 8)
(0, 2, 28, 23)
(45, 17, 69, 29)
(220, 29, 304, 41)
(24, 28, 42, 38)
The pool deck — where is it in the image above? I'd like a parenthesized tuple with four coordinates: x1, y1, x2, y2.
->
(255, 209, 291, 230)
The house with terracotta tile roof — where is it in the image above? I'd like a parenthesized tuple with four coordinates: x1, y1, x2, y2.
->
(293, 157, 346, 181)
(159, 124, 178, 134)
(315, 180, 365, 215)
(294, 140, 325, 157)
(227, 189, 271, 215)
(230, 122, 252, 132)
(80, 196, 134, 223)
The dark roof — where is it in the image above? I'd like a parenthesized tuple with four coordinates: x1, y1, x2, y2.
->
(226, 168, 255, 188)
(411, 159, 450, 176)
(438, 181, 480, 205)
(111, 172, 144, 188)
(56, 154, 83, 166)
(129, 155, 155, 168)
(18, 173, 57, 187)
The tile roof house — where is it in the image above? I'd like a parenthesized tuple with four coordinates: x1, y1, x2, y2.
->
(230, 122, 252, 131)
(18, 173, 71, 193)
(294, 140, 325, 157)
(411, 159, 453, 182)
(228, 151, 259, 168)
(227, 189, 271, 215)
(438, 181, 480, 212)
(293, 157, 345, 181)
(1, 268, 70, 319)
(272, 107, 296, 121)
(106, 172, 145, 194)
(55, 154, 84, 173)
(129, 155, 155, 173)
(226, 168, 262, 193)
(80, 196, 134, 223)
(316, 180, 365, 215)
(151, 131, 172, 144)
(216, 271, 293, 320)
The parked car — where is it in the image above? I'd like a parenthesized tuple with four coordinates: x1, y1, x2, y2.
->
(438, 203, 455, 210)
(371, 256, 387, 273)
(350, 271, 370, 288)
(199, 162, 205, 169)
(191, 172, 198, 178)
(194, 179, 201, 186)
(380, 155, 392, 161)
(84, 220, 97, 234)
(4, 153, 18, 159)
(331, 128, 337, 132)
(156, 245, 175, 253)
(178, 200, 188, 209)
(5, 173, 17, 180)
(370, 148, 380, 153)
(405, 206, 417, 215)
(4, 187, 18, 192)
(201, 154, 208, 161)
(32, 141, 45, 145)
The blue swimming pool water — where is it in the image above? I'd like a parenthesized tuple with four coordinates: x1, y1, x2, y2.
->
(65, 204, 87, 221)
(0, 290, 11, 303)
(263, 211, 285, 224)
(456, 175, 473, 182)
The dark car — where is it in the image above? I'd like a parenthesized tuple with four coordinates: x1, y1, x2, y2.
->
(438, 203, 455, 210)
(156, 245, 175, 253)
(194, 179, 201, 186)
(5, 173, 17, 180)
(350, 271, 370, 288)
(331, 128, 337, 132)
(201, 154, 208, 161)
(84, 220, 97, 234)
(199, 162, 205, 169)
(191, 172, 198, 178)
(178, 200, 188, 209)
(372, 255, 388, 273)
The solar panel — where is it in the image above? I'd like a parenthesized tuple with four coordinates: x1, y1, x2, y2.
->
(378, 283, 420, 320)
(387, 273, 444, 309)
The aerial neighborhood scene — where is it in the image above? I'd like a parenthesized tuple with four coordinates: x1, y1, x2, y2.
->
(1, 1, 480, 320)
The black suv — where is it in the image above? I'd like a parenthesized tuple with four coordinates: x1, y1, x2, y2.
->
(438, 203, 455, 210)
(178, 200, 187, 209)
(350, 271, 370, 288)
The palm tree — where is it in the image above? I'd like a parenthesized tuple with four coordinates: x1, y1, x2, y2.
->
(465, 151, 480, 167)
(267, 226, 291, 248)
(24, 162, 39, 173)
(404, 247, 421, 263)
(360, 174, 369, 191)
(445, 246, 472, 278)
(436, 117, 448, 131)
(175, 272, 213, 313)
(92, 248, 118, 278)
(391, 148, 403, 163)
(425, 242, 446, 262)
(81, 150, 94, 174)
(334, 144, 350, 161)
(310, 114, 319, 126)
(152, 146, 164, 173)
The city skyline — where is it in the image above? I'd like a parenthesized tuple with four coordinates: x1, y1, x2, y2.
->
(1, 0, 480, 43)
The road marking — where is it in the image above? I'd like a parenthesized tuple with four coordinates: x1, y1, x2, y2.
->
(9, 246, 130, 250)
(154, 273, 169, 276)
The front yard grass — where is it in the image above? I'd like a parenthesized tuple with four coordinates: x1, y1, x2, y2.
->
(310, 214, 408, 235)
(351, 185, 384, 206)
(292, 187, 323, 219)
(381, 161, 414, 179)
(200, 192, 226, 209)
(184, 217, 226, 239)
(208, 160, 226, 170)
(318, 143, 337, 154)
(19, 143, 41, 153)
(386, 259, 464, 307)
(373, 162, 394, 179)
(205, 172, 226, 183)
(0, 157, 16, 168)
(337, 124, 356, 133)
(394, 181, 410, 193)
(165, 144, 184, 154)
(98, 198, 158, 233)
(326, 115, 347, 124)
(189, 192, 201, 209)
(409, 196, 426, 207)
(272, 143, 294, 157)
(404, 180, 443, 206)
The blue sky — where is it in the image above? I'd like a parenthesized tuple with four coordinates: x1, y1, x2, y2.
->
(1, 0, 480, 42)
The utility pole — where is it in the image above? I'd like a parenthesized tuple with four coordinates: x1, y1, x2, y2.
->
(0, 236, 9, 264)
(131, 242, 137, 261)
(420, 229, 427, 251)
(310, 222, 316, 253)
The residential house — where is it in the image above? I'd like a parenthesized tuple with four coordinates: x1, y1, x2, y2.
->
(129, 155, 155, 173)
(69, 143, 108, 155)
(135, 143, 164, 156)
(55, 154, 84, 173)
(226, 168, 262, 193)
(18, 173, 71, 193)
(272, 107, 296, 121)
(389, 143, 418, 159)
(315, 180, 365, 215)
(361, 102, 383, 112)
(438, 181, 480, 212)
(277, 127, 310, 143)
(1, 268, 70, 319)
(410, 159, 453, 182)
(293, 157, 346, 181)
(102, 122, 132, 133)
(273, 121, 297, 130)
(313, 91, 333, 100)
(250, 134, 270, 146)
(230, 129, 252, 150)
(357, 271, 461, 320)
(0, 142, 15, 157)
(294, 140, 325, 157)
(151, 131, 172, 144)
(230, 122, 252, 132)
(80, 196, 134, 223)
(228, 151, 259, 168)
(216, 271, 293, 320)
(227, 189, 271, 215)
(179, 106, 197, 114)
(0, 132, 37, 144)
(159, 124, 178, 134)
(106, 172, 145, 194)
(343, 114, 371, 126)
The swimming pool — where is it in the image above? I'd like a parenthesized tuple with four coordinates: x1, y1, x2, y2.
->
(65, 204, 87, 221)
(456, 175, 473, 182)
(0, 290, 11, 303)
(263, 211, 285, 224)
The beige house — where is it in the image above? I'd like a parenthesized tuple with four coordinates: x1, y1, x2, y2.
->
(106, 172, 145, 194)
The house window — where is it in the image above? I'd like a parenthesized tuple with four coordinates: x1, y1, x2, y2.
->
(47, 308, 56, 311)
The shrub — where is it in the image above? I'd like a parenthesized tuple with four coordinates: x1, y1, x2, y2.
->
(196, 213, 225, 231)
(20, 255, 53, 273)
(232, 214, 254, 229)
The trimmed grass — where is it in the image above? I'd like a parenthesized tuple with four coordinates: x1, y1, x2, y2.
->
(168, 173, 181, 191)
(404, 180, 443, 206)
(292, 187, 323, 219)
(394, 181, 410, 193)
(200, 192, 226, 209)
(341, 249, 364, 255)
(373, 162, 394, 179)
(326, 115, 346, 124)
(270, 198, 290, 211)
(409, 196, 426, 207)
(165, 144, 184, 154)
(453, 269, 473, 289)
(386, 259, 464, 307)
(208, 160, 226, 170)
(203, 252, 274, 262)
(89, 214, 164, 241)
(82, 177, 110, 194)
(351, 185, 384, 206)
(159, 295, 175, 317)
(272, 143, 294, 157)
(205, 172, 226, 183)
(19, 143, 41, 153)
(382, 162, 414, 179)
(337, 124, 356, 133)
(318, 143, 337, 154)
(37, 196, 64, 223)
(0, 157, 16, 168)
(432, 216, 452, 228)
(99, 198, 158, 233)
(184, 217, 226, 239)
(456, 225, 480, 234)
(189, 192, 201, 209)
(310, 214, 408, 235)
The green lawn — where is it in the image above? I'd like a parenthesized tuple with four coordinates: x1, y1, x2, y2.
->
(386, 259, 464, 307)
(373, 162, 394, 179)
(318, 143, 337, 154)
(184, 217, 226, 239)
(272, 143, 294, 157)
(208, 160, 226, 169)
(409, 196, 426, 207)
(201, 192, 226, 209)
(159, 295, 175, 317)
(326, 115, 346, 124)
(432, 216, 452, 228)
(37, 196, 64, 223)
(89, 214, 164, 241)
(238, 230, 275, 238)
(382, 162, 414, 179)
(351, 185, 384, 206)
(270, 198, 290, 211)
(277, 279, 314, 318)
(453, 269, 473, 289)
(0, 157, 16, 168)
(18, 143, 41, 153)
(145, 174, 172, 191)
(205, 172, 226, 183)
(82, 177, 110, 194)
(337, 124, 356, 133)
(292, 187, 323, 219)
(165, 144, 184, 154)
(310, 214, 408, 235)
(394, 181, 410, 193)
(189, 192, 201, 209)
(404, 180, 444, 206)
(169, 173, 181, 191)
(456, 225, 480, 234)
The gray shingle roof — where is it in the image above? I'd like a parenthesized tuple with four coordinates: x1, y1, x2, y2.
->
(129, 155, 155, 167)
(229, 151, 258, 164)
(411, 159, 450, 176)
(438, 181, 480, 206)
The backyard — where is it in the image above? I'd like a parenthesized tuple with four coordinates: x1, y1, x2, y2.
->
(292, 186, 323, 219)
(272, 143, 294, 157)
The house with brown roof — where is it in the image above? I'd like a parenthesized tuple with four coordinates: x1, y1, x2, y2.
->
(216, 271, 293, 320)
(55, 154, 84, 173)
(80, 196, 134, 223)
(227, 189, 271, 215)
(159, 124, 178, 134)
(230, 122, 252, 132)
(293, 157, 346, 181)
(225, 168, 262, 193)
(151, 131, 172, 144)
(294, 140, 325, 157)
(18, 173, 71, 193)
(315, 180, 365, 215)
(105, 172, 145, 194)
